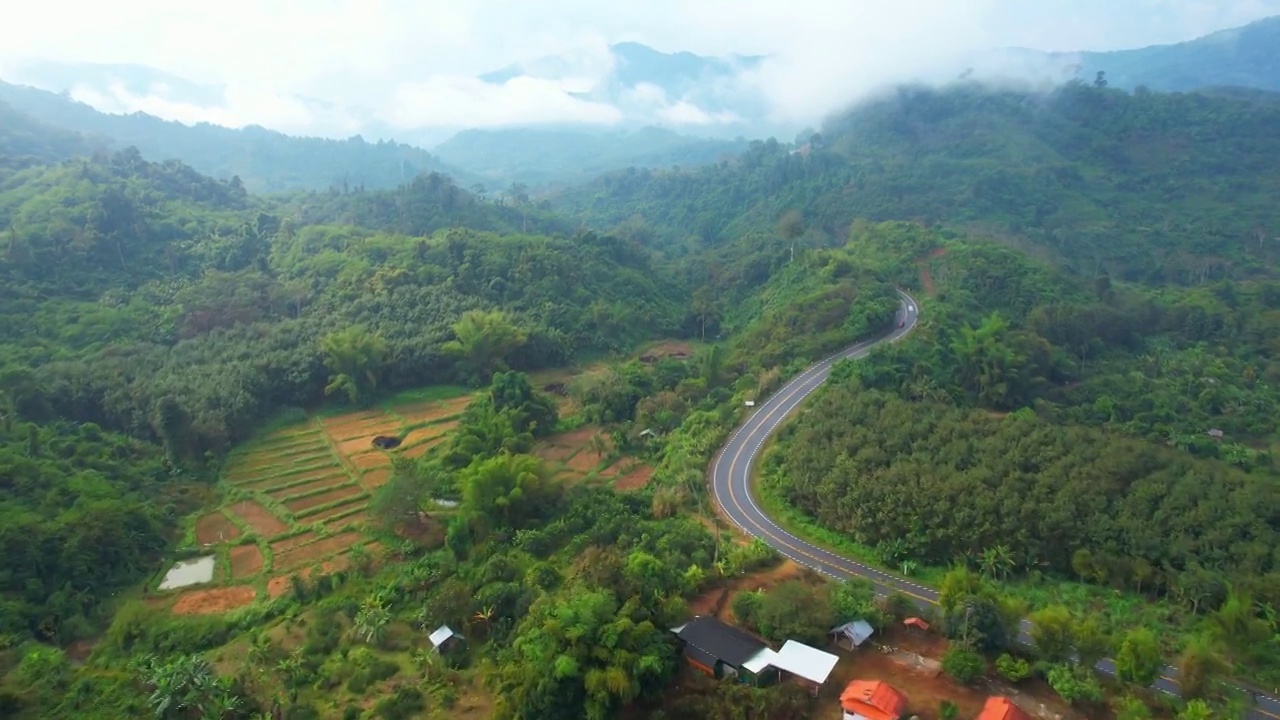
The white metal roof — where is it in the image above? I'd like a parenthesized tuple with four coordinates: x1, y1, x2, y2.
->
(832, 619, 875, 646)
(429, 624, 457, 648)
(741, 647, 777, 674)
(772, 640, 839, 685)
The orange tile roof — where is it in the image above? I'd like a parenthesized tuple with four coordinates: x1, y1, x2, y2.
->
(840, 680, 907, 720)
(977, 696, 1031, 720)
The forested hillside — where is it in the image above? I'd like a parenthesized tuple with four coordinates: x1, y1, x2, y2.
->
(0, 101, 105, 175)
(0, 81, 473, 193)
(556, 81, 1280, 285)
(0, 108, 901, 718)
(760, 222, 1280, 696)
(5, 76, 1280, 720)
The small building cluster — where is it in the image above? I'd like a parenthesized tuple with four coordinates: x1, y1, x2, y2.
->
(670, 615, 839, 691)
(673, 614, 1031, 720)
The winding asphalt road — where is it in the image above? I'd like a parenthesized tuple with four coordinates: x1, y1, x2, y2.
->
(710, 290, 1279, 720)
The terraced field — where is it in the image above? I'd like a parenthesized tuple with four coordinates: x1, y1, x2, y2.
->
(166, 388, 474, 613)
(533, 426, 654, 491)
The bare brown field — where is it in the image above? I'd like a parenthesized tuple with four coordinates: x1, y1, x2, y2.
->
(566, 449, 606, 473)
(266, 557, 349, 598)
(399, 421, 456, 448)
(360, 468, 392, 492)
(303, 499, 367, 524)
(352, 452, 392, 470)
(265, 473, 354, 501)
(274, 532, 363, 572)
(394, 395, 472, 424)
(171, 586, 257, 615)
(613, 466, 654, 491)
(284, 485, 364, 514)
(195, 512, 241, 545)
(229, 544, 264, 579)
(269, 532, 318, 555)
(401, 436, 447, 459)
(228, 500, 288, 537)
(334, 435, 387, 457)
(320, 416, 399, 439)
(535, 444, 578, 463)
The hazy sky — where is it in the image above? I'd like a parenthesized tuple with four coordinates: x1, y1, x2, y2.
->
(0, 0, 1276, 139)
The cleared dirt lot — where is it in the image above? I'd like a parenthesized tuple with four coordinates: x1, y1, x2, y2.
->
(227, 500, 288, 537)
(171, 586, 257, 615)
(195, 512, 240, 545)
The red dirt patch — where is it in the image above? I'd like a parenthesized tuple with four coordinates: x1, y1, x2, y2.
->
(302, 499, 368, 524)
(545, 426, 597, 447)
(274, 532, 363, 573)
(915, 246, 947, 298)
(535, 444, 578, 462)
(229, 544, 264, 579)
(228, 500, 288, 537)
(613, 465, 653, 492)
(284, 484, 363, 514)
(266, 557, 350, 598)
(171, 586, 257, 615)
(566, 448, 606, 473)
(360, 468, 392, 492)
(195, 512, 241, 545)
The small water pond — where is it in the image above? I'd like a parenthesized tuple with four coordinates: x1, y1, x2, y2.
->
(158, 555, 216, 590)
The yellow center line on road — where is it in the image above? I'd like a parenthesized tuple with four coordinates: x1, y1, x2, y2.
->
(717, 316, 938, 607)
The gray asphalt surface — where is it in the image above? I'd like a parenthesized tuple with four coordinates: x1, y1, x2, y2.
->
(709, 289, 1279, 719)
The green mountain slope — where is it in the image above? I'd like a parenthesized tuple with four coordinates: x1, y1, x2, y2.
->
(0, 81, 474, 193)
(555, 82, 1280, 285)
(1068, 15, 1280, 93)
(0, 100, 106, 175)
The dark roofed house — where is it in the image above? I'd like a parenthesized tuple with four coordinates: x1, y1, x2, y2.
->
(671, 615, 779, 686)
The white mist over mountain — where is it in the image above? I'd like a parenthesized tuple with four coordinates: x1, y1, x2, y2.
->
(0, 0, 1277, 143)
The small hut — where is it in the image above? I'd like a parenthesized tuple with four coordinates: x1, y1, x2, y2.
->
(903, 617, 930, 632)
(429, 624, 463, 654)
(830, 620, 876, 650)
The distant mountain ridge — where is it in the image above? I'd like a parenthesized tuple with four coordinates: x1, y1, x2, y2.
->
(432, 125, 748, 188)
(0, 81, 474, 193)
(968, 15, 1280, 92)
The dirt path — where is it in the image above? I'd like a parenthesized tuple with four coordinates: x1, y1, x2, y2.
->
(916, 247, 947, 297)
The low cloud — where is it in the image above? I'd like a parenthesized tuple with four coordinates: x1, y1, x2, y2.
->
(387, 75, 624, 129)
(657, 101, 740, 126)
(2, 0, 1278, 139)
(65, 81, 364, 138)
